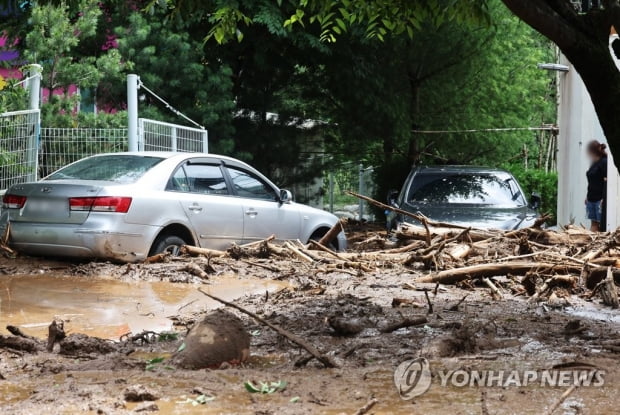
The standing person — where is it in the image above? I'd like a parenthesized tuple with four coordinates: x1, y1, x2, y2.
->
(585, 140, 608, 232)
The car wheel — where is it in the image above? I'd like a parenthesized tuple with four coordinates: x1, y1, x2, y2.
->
(150, 235, 188, 256)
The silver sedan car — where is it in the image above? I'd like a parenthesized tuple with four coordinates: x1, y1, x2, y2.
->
(1, 152, 346, 262)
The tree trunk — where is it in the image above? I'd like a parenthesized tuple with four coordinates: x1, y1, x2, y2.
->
(501, 0, 620, 173)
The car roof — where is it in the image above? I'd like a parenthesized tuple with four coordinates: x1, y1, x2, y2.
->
(415, 165, 511, 175)
(92, 151, 232, 161)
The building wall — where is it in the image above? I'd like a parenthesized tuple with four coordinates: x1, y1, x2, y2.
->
(557, 35, 619, 230)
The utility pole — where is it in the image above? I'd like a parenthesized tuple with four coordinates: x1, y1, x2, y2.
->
(127, 74, 140, 152)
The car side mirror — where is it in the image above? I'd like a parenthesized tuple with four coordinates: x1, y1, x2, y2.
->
(530, 192, 542, 210)
(279, 189, 292, 204)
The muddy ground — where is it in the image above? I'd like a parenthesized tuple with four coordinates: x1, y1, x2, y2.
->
(0, 244, 618, 414)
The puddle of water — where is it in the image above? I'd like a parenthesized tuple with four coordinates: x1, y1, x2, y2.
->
(0, 274, 288, 340)
(564, 305, 620, 324)
(0, 383, 31, 405)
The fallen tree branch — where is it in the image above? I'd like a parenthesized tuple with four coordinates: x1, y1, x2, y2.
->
(345, 191, 470, 230)
(417, 262, 582, 284)
(353, 398, 378, 415)
(318, 220, 344, 247)
(197, 288, 339, 368)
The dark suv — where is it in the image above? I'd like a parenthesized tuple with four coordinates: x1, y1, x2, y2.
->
(388, 166, 540, 230)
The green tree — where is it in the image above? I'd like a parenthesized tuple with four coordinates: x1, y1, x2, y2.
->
(113, 9, 236, 152)
(15, 0, 127, 126)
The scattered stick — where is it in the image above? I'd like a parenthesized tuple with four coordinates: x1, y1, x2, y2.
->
(308, 239, 346, 260)
(423, 289, 433, 314)
(284, 241, 314, 263)
(483, 277, 503, 299)
(447, 294, 470, 311)
(197, 288, 339, 368)
(543, 384, 578, 415)
(380, 316, 428, 333)
(352, 398, 378, 415)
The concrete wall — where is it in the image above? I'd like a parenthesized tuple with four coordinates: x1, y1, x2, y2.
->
(557, 35, 619, 230)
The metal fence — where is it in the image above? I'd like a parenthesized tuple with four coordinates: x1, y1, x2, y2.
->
(139, 118, 208, 153)
(0, 109, 39, 190)
(39, 127, 128, 177)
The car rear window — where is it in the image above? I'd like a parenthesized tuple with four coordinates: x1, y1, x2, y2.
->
(46, 155, 164, 184)
(408, 172, 524, 206)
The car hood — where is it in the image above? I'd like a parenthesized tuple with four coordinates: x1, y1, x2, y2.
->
(294, 202, 339, 223)
(402, 203, 538, 230)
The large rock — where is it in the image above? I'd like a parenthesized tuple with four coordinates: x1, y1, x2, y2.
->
(172, 310, 250, 369)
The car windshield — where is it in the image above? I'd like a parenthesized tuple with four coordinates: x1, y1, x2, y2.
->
(46, 155, 164, 184)
(408, 172, 524, 206)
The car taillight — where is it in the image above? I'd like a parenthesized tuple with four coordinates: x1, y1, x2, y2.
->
(69, 197, 132, 213)
(2, 194, 27, 209)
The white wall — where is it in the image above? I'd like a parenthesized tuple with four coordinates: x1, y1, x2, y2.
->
(557, 36, 620, 230)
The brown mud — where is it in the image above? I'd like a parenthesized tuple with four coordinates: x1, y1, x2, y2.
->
(0, 252, 618, 414)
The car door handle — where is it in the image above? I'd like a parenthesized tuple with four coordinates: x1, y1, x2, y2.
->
(245, 209, 258, 217)
(188, 204, 203, 213)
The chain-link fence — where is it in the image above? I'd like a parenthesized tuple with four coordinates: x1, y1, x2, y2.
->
(38, 127, 128, 177)
(139, 118, 208, 153)
(0, 109, 40, 190)
(325, 163, 376, 220)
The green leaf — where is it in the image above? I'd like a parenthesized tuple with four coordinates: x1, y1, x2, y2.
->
(244, 381, 261, 393)
(177, 342, 186, 352)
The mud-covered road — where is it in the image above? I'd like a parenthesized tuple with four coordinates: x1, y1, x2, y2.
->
(0, 251, 618, 414)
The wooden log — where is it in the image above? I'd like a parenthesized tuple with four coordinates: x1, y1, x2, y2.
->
(181, 263, 210, 280)
(447, 244, 472, 260)
(528, 275, 577, 303)
(598, 267, 619, 308)
(317, 219, 344, 247)
(379, 316, 428, 333)
(417, 262, 582, 284)
(308, 239, 346, 260)
(396, 224, 494, 243)
(180, 245, 226, 258)
(586, 267, 620, 289)
(284, 241, 314, 263)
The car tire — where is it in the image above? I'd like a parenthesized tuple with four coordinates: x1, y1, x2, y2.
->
(150, 235, 188, 256)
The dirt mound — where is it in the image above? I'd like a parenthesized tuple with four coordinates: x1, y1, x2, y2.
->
(59, 333, 118, 355)
(171, 309, 250, 369)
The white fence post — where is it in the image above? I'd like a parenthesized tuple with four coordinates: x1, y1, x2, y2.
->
(26, 64, 42, 181)
(171, 127, 177, 152)
(127, 74, 139, 152)
(26, 64, 42, 111)
(202, 129, 209, 153)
